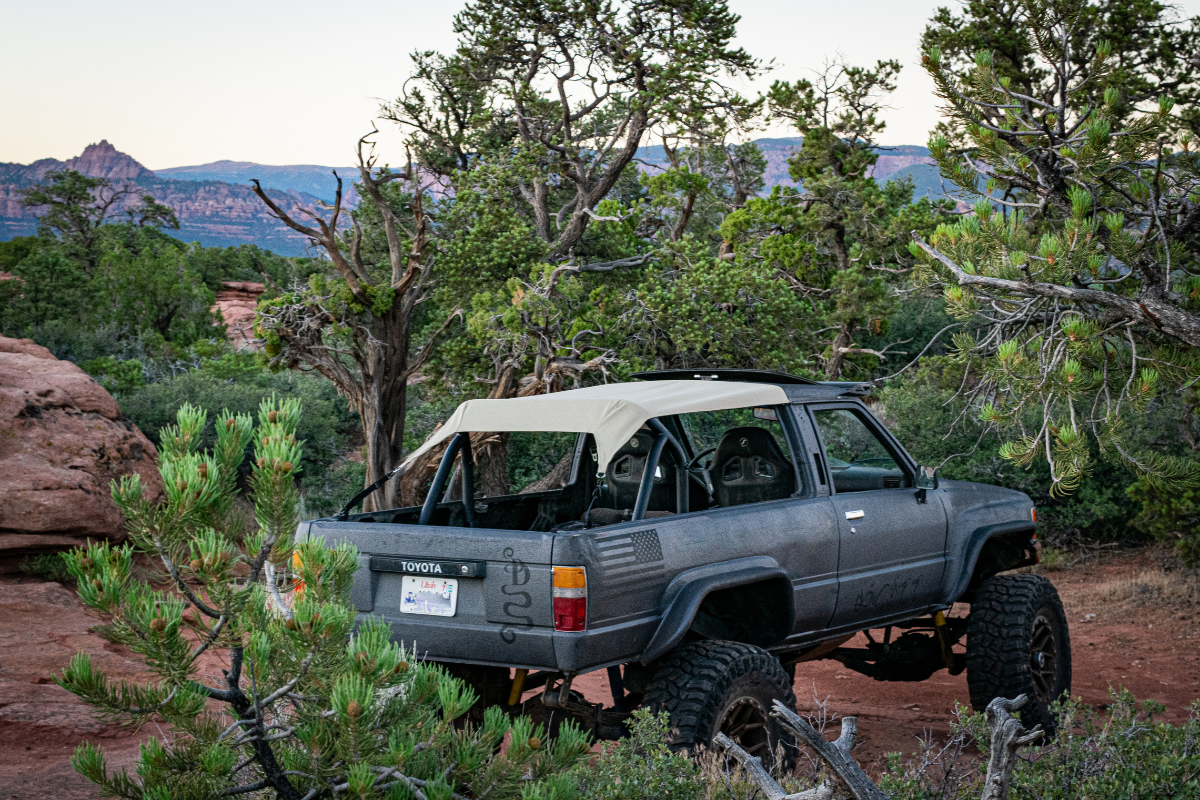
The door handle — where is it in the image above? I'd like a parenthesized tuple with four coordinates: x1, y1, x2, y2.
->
(845, 510, 864, 520)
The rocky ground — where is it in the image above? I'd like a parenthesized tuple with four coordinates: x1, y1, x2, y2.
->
(2, 549, 1198, 798)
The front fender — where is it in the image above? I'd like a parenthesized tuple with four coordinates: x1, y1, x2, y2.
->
(640, 556, 792, 664)
(943, 520, 1036, 603)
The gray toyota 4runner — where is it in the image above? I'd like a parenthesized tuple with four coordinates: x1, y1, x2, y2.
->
(298, 370, 1067, 760)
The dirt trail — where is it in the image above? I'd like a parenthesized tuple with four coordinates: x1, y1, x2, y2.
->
(3, 551, 1199, 798)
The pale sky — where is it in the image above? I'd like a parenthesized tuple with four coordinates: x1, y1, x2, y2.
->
(3, 0, 1199, 169)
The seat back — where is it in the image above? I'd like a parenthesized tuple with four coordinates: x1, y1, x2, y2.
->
(604, 428, 679, 512)
(712, 426, 795, 507)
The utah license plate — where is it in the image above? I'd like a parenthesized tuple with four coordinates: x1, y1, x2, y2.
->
(399, 575, 458, 617)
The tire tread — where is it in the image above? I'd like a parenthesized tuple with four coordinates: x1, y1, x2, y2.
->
(966, 573, 1071, 731)
(643, 640, 797, 750)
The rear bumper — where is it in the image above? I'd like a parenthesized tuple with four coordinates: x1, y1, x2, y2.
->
(376, 614, 558, 670)
(368, 613, 659, 673)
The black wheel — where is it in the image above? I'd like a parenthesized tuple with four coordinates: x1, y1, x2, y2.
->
(643, 640, 798, 769)
(966, 574, 1071, 732)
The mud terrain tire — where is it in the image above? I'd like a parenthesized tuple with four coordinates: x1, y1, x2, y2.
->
(643, 640, 798, 768)
(966, 574, 1071, 732)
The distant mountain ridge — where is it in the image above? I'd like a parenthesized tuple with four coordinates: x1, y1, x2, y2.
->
(635, 137, 941, 194)
(155, 161, 356, 204)
(0, 142, 327, 255)
(0, 140, 154, 184)
(1, 140, 950, 256)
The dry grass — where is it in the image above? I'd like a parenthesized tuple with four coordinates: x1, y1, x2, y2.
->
(1084, 568, 1200, 614)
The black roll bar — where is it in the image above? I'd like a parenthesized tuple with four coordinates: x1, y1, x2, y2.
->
(418, 433, 476, 527)
(631, 418, 689, 521)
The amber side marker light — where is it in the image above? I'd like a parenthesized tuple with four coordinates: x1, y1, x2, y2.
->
(1031, 507, 1038, 526)
(552, 567, 587, 632)
(291, 550, 306, 603)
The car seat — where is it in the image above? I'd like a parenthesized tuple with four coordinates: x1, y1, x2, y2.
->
(711, 427, 796, 507)
(601, 428, 679, 514)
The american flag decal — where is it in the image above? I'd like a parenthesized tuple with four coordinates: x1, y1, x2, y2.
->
(594, 528, 665, 589)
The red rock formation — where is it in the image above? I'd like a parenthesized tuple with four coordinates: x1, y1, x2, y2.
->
(0, 143, 329, 254)
(63, 140, 154, 181)
(0, 338, 163, 571)
(0, 140, 153, 185)
(214, 281, 266, 350)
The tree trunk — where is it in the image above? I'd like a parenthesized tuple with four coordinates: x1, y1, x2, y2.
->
(362, 310, 411, 512)
(520, 450, 574, 494)
(474, 365, 519, 497)
(825, 322, 855, 380)
(476, 434, 510, 497)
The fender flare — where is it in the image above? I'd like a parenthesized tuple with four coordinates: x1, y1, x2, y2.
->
(944, 520, 1036, 603)
(640, 556, 793, 664)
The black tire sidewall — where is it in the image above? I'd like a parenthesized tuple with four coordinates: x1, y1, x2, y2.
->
(643, 641, 798, 767)
(966, 574, 1071, 732)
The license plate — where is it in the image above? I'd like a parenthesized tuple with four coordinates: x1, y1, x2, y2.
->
(399, 575, 458, 617)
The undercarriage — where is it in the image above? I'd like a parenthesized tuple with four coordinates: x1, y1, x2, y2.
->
(445, 613, 971, 741)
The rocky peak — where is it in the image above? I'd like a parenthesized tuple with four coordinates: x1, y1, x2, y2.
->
(62, 140, 154, 181)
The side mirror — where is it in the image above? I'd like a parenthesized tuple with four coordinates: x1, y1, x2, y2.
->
(915, 465, 939, 490)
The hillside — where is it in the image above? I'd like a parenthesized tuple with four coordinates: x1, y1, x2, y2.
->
(1, 139, 954, 256)
(0, 142, 329, 256)
(156, 161, 356, 203)
(635, 137, 947, 198)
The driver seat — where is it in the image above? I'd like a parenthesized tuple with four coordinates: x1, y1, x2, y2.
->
(711, 427, 795, 507)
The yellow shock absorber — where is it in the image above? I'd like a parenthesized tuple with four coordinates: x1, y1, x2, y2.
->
(933, 611, 958, 671)
(508, 668, 528, 706)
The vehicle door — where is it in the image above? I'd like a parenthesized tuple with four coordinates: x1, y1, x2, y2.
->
(807, 403, 947, 628)
(671, 406, 840, 636)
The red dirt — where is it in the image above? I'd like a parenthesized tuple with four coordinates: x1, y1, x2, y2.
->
(3, 550, 1199, 798)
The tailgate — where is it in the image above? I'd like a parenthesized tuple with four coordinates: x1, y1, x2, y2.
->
(304, 520, 558, 669)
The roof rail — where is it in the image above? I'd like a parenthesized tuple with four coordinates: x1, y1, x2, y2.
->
(631, 369, 874, 396)
(818, 381, 873, 396)
(630, 369, 820, 385)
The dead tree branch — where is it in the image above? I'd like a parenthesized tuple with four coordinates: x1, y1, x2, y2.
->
(980, 695, 1043, 800)
(716, 697, 1041, 800)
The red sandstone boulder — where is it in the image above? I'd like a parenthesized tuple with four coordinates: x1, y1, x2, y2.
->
(213, 281, 265, 350)
(0, 337, 163, 570)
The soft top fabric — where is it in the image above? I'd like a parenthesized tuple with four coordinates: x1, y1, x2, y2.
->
(401, 380, 789, 472)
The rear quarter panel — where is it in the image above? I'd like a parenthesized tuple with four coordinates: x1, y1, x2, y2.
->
(550, 494, 838, 670)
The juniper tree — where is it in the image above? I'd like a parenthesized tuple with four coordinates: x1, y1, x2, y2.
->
(21, 169, 178, 271)
(720, 60, 956, 379)
(909, 0, 1200, 496)
(252, 138, 460, 511)
(384, 0, 761, 261)
(57, 399, 589, 799)
(921, 0, 1200, 134)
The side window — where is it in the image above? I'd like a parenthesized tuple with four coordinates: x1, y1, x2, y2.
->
(676, 407, 798, 508)
(811, 408, 909, 492)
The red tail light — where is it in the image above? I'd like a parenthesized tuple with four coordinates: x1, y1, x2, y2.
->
(553, 567, 587, 632)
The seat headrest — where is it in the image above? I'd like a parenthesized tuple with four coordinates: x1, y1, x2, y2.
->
(712, 426, 795, 507)
(713, 426, 787, 464)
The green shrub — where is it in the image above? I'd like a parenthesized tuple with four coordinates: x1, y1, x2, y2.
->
(877, 358, 1156, 548)
(1128, 475, 1200, 567)
(120, 352, 359, 486)
(19, 552, 73, 583)
(79, 356, 147, 397)
(1037, 547, 1069, 571)
(300, 459, 368, 519)
(577, 709, 706, 800)
(879, 691, 1200, 800)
